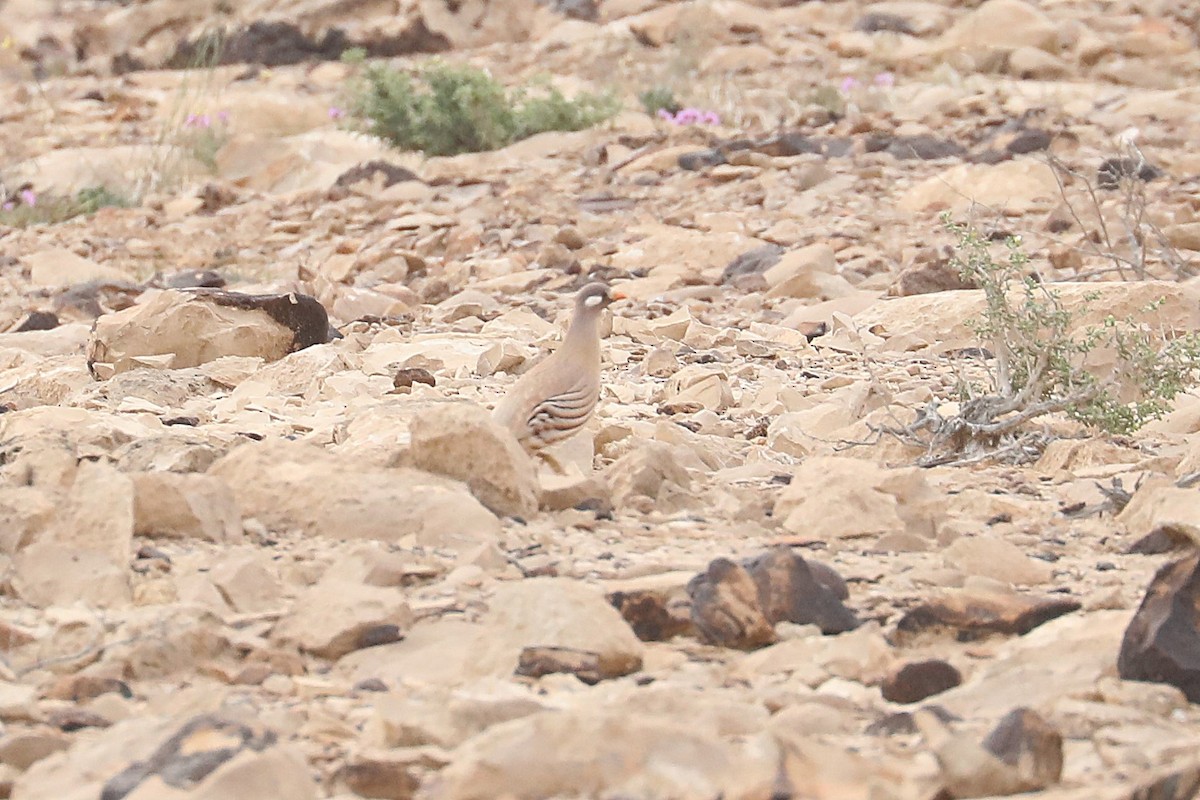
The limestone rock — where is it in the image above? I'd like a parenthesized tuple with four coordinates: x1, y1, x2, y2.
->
(272, 580, 411, 659)
(1118, 552, 1200, 702)
(487, 578, 644, 680)
(773, 456, 937, 541)
(403, 401, 537, 519)
(99, 715, 317, 800)
(23, 248, 133, 289)
(0, 486, 55, 555)
(898, 160, 1060, 215)
(604, 442, 692, 508)
(132, 472, 242, 542)
(208, 439, 499, 552)
(944, 535, 1053, 586)
(49, 460, 135, 563)
(940, 0, 1058, 53)
(422, 709, 774, 800)
(209, 549, 281, 614)
(13, 541, 131, 608)
(87, 289, 334, 378)
(1117, 485, 1200, 546)
(917, 705, 1062, 798)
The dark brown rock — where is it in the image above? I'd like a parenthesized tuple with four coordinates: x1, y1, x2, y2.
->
(890, 249, 975, 296)
(881, 659, 962, 704)
(743, 547, 858, 634)
(982, 708, 1064, 791)
(516, 646, 605, 685)
(100, 714, 277, 800)
(686, 558, 777, 650)
(894, 590, 1080, 644)
(393, 367, 436, 390)
(338, 756, 420, 800)
(48, 707, 112, 732)
(608, 588, 694, 642)
(335, 160, 422, 190)
(1118, 551, 1200, 702)
(46, 675, 133, 703)
(200, 289, 336, 352)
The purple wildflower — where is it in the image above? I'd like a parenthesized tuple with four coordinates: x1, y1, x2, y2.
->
(839, 76, 860, 94)
(19, 189, 36, 207)
(675, 107, 701, 125)
(701, 110, 721, 125)
(1, 201, 13, 211)
(656, 107, 674, 121)
(873, 71, 895, 88)
(328, 106, 346, 120)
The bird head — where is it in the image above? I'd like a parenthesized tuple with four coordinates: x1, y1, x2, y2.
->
(575, 282, 626, 313)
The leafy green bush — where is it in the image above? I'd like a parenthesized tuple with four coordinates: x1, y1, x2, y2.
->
(947, 216, 1200, 435)
(346, 61, 619, 156)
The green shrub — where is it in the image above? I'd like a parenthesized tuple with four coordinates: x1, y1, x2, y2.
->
(0, 186, 131, 228)
(638, 86, 680, 116)
(347, 61, 619, 156)
(947, 216, 1200, 435)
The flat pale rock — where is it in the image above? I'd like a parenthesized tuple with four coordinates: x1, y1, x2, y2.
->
(272, 579, 411, 660)
(132, 472, 241, 543)
(895, 587, 1079, 644)
(773, 456, 937, 541)
(1117, 484, 1200, 546)
(855, 281, 1200, 352)
(12, 542, 130, 609)
(208, 438, 499, 552)
(422, 709, 774, 800)
(23, 248, 133, 289)
(898, 159, 1060, 215)
(944, 535, 1053, 586)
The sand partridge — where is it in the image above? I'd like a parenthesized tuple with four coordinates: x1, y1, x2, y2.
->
(493, 282, 623, 464)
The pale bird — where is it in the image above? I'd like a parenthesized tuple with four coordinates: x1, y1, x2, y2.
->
(493, 282, 623, 468)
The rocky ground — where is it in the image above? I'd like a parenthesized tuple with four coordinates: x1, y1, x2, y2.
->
(4, 0, 1200, 798)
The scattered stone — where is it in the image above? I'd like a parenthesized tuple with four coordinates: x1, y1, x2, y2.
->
(982, 708, 1064, 792)
(608, 587, 694, 642)
(87, 289, 335, 378)
(895, 588, 1080, 643)
(515, 646, 606, 684)
(99, 714, 316, 800)
(403, 401, 538, 519)
(917, 705, 1063, 798)
(944, 535, 1053, 585)
(209, 439, 499, 553)
(132, 472, 242, 542)
(23, 248, 133, 289)
(881, 659, 963, 704)
(272, 580, 411, 659)
(1118, 551, 1200, 702)
(744, 547, 859, 634)
(1097, 156, 1163, 189)
(687, 558, 777, 650)
(488, 578, 644, 680)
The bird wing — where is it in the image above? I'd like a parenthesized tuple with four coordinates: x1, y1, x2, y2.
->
(523, 379, 598, 447)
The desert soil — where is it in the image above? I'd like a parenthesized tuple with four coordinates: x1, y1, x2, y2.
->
(3, 1, 1200, 799)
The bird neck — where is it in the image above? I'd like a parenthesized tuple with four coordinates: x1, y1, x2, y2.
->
(563, 308, 602, 359)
